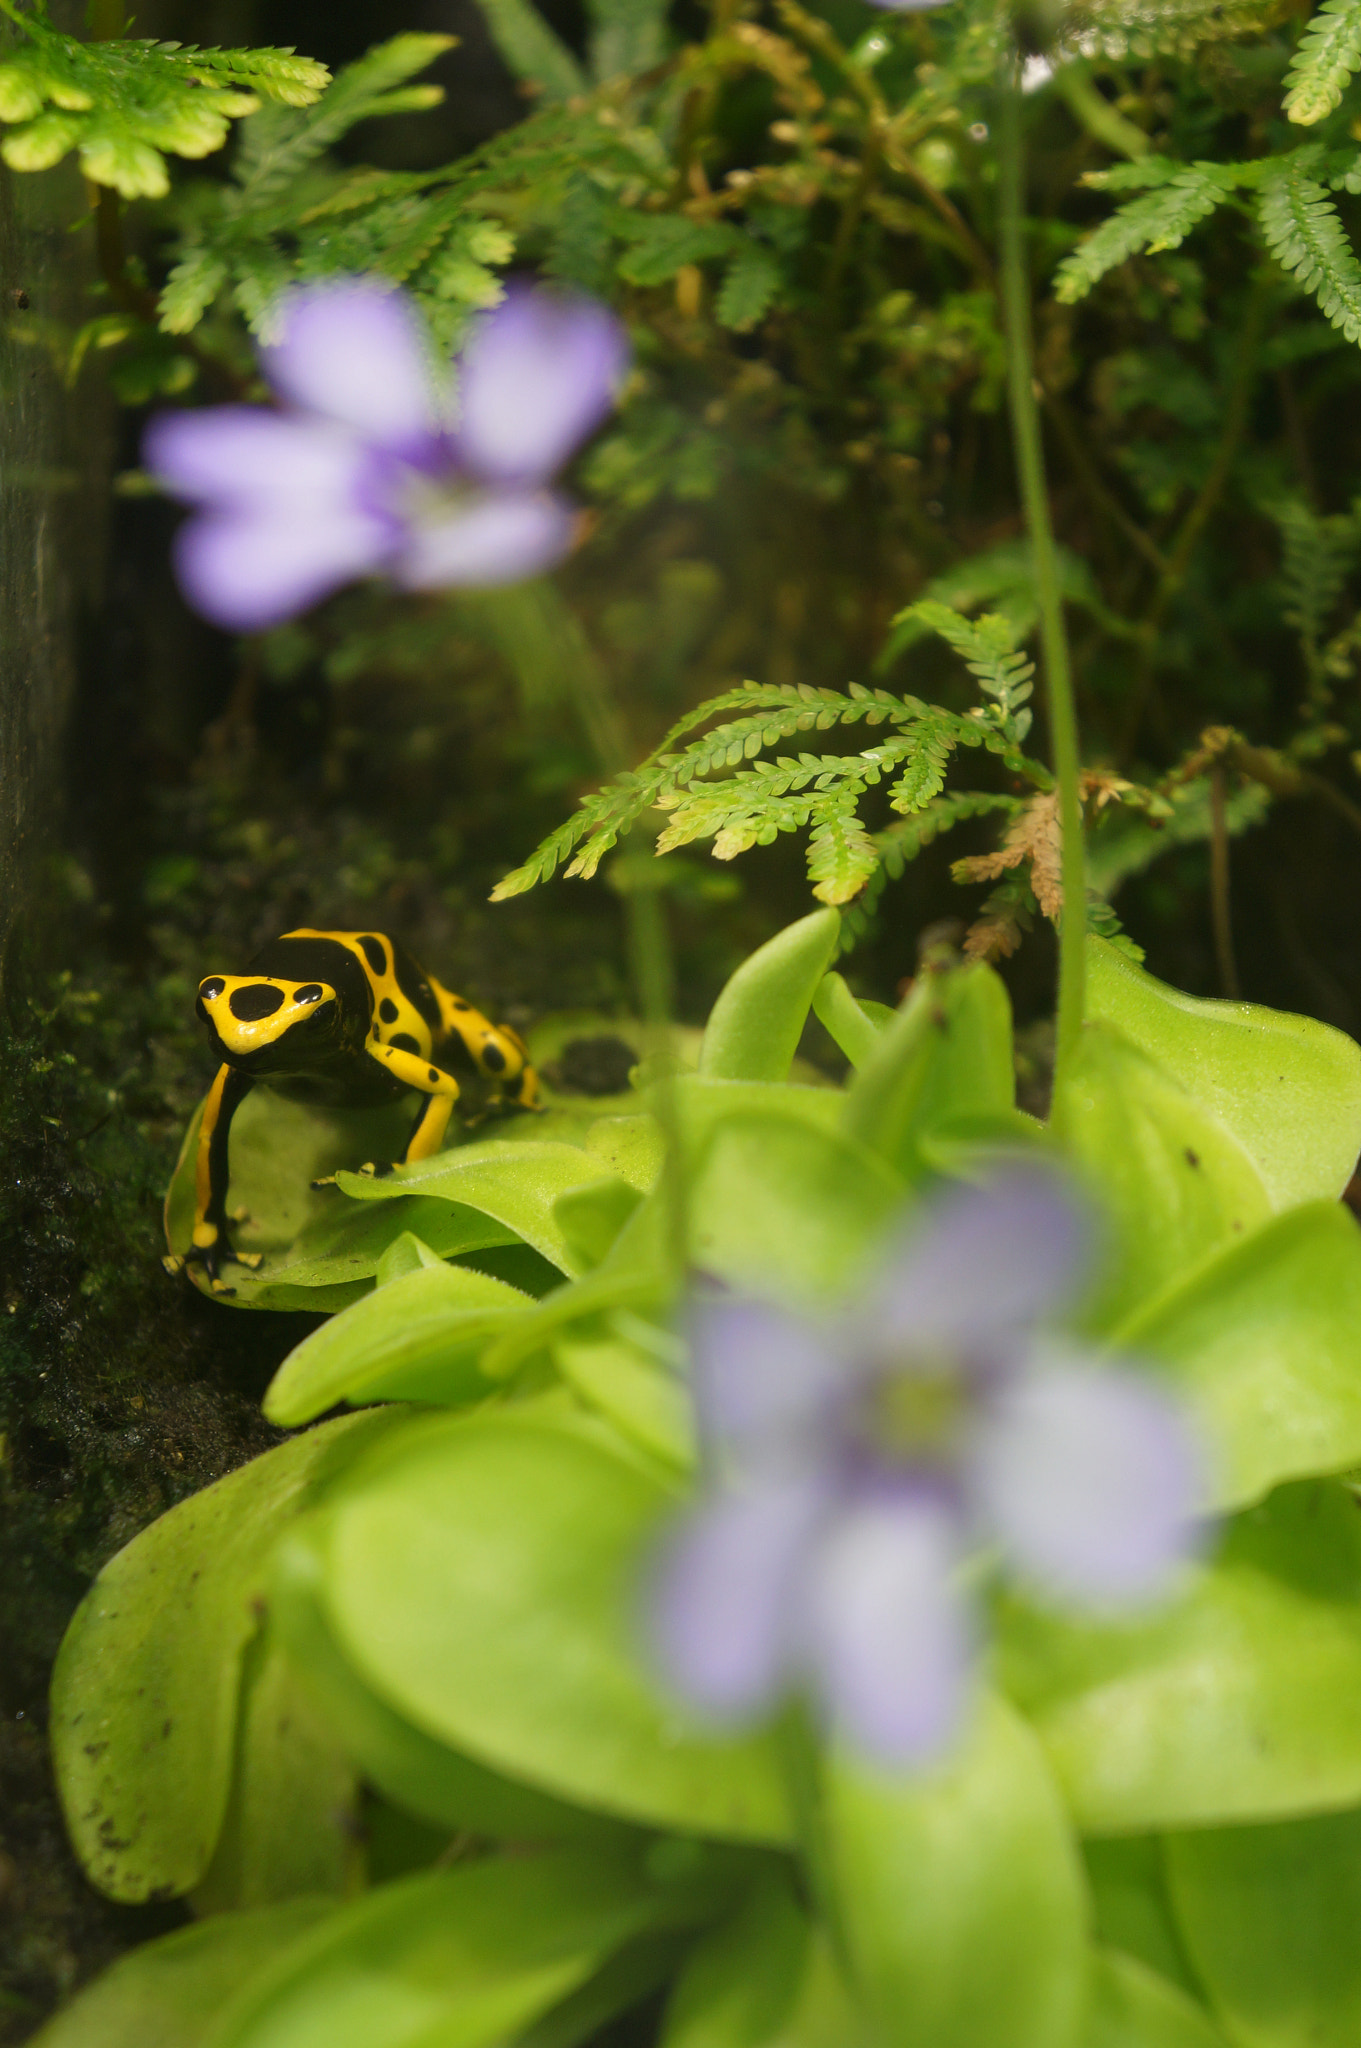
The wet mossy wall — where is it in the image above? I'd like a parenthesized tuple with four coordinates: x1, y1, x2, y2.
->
(0, 50, 107, 983)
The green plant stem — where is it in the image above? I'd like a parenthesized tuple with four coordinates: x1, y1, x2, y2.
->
(996, 70, 1086, 1093)
(1053, 64, 1151, 161)
(1209, 763, 1240, 997)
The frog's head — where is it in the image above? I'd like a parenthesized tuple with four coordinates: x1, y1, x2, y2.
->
(196, 974, 342, 1075)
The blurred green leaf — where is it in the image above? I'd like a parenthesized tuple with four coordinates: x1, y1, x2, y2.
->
(263, 1260, 531, 1425)
(1112, 1201, 1361, 1509)
(27, 1901, 338, 2048)
(698, 909, 841, 1083)
(1001, 1480, 1361, 1831)
(1057, 1022, 1272, 1331)
(659, 1869, 813, 2048)
(1166, 1806, 1361, 2046)
(50, 1409, 410, 1901)
(314, 1405, 795, 1842)
(825, 1694, 1089, 2048)
(1085, 938, 1361, 1211)
(1083, 1949, 1229, 2048)
(840, 961, 1015, 1181)
(271, 1526, 635, 1841)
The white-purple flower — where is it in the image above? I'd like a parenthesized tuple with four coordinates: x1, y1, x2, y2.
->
(144, 279, 630, 632)
(652, 1166, 1204, 1766)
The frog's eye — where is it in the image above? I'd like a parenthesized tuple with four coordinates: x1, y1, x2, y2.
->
(295, 984, 326, 1004)
(199, 978, 226, 1001)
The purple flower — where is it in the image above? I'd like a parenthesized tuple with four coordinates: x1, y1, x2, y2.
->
(144, 279, 629, 632)
(652, 1166, 1204, 1765)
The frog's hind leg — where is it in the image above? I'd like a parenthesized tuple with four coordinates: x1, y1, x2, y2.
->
(428, 975, 540, 1110)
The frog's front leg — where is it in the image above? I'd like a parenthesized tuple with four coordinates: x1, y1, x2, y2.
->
(355, 1041, 461, 1177)
(179, 1063, 264, 1289)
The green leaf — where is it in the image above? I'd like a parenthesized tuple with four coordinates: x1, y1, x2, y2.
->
(1084, 1949, 1229, 2048)
(688, 1111, 906, 1304)
(1083, 1838, 1201, 1996)
(1053, 167, 1236, 304)
(211, 1845, 714, 2048)
(262, 1261, 532, 1426)
(49, 1409, 410, 1901)
(616, 215, 740, 288)
(555, 1333, 695, 1471)
(698, 910, 842, 1083)
(812, 972, 887, 1070)
(825, 1694, 1089, 2048)
(157, 248, 229, 333)
(659, 1870, 813, 2048)
(1284, 0, 1361, 124)
(470, 0, 586, 100)
(840, 961, 1016, 1183)
(1166, 1806, 1361, 2046)
(587, 0, 669, 81)
(271, 1526, 634, 1841)
(231, 34, 454, 205)
(715, 241, 782, 332)
(1260, 155, 1361, 347)
(26, 1901, 338, 2048)
(1056, 1023, 1272, 1331)
(333, 1137, 621, 1277)
(0, 24, 329, 196)
(1085, 937, 1361, 1210)
(1111, 1202, 1361, 1510)
(553, 1175, 645, 1269)
(189, 1616, 359, 1915)
(1000, 1480, 1361, 1832)
(314, 1406, 794, 1842)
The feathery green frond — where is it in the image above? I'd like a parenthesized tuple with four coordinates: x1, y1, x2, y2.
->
(0, 8, 329, 197)
(1054, 163, 1238, 303)
(469, 0, 586, 100)
(1260, 155, 1361, 343)
(230, 34, 452, 204)
(1284, 0, 1361, 124)
(806, 804, 879, 905)
(1059, 0, 1278, 60)
(715, 240, 782, 331)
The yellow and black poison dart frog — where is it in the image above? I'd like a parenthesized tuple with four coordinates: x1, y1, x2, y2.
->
(177, 928, 538, 1286)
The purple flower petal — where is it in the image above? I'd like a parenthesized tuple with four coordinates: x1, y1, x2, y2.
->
(261, 282, 440, 456)
(395, 491, 576, 589)
(453, 285, 629, 486)
(688, 1296, 843, 1452)
(862, 1166, 1092, 1361)
(969, 1353, 1203, 1607)
(802, 1489, 973, 1763)
(172, 505, 394, 633)
(144, 408, 370, 508)
(650, 1472, 827, 1722)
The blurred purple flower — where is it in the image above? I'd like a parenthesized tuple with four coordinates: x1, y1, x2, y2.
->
(652, 1166, 1203, 1766)
(144, 279, 629, 632)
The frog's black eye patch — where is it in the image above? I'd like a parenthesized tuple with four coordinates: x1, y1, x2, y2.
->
(199, 978, 226, 1001)
(295, 984, 326, 1004)
(230, 983, 285, 1022)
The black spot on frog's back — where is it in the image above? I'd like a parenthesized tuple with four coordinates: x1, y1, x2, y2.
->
(359, 935, 388, 976)
(390, 937, 443, 1034)
(379, 997, 399, 1024)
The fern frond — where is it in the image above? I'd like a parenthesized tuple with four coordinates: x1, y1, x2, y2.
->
(1060, 0, 1278, 60)
(807, 804, 879, 905)
(1054, 164, 1238, 304)
(231, 34, 451, 203)
(1284, 0, 1361, 124)
(1260, 155, 1361, 343)
(0, 17, 329, 197)
(838, 792, 1024, 952)
(1272, 496, 1361, 646)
